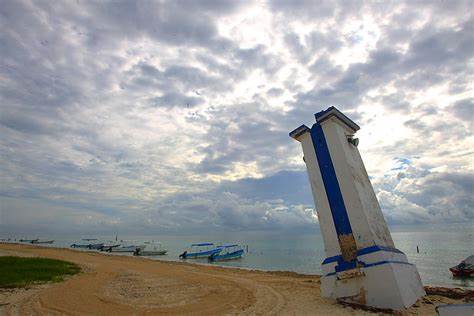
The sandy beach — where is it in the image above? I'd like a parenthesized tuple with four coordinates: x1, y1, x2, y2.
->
(0, 243, 471, 315)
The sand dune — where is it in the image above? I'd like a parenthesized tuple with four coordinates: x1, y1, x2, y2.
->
(0, 243, 469, 315)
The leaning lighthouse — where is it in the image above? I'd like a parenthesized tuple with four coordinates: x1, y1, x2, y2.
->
(290, 106, 425, 310)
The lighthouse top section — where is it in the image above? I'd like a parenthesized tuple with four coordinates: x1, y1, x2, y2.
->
(290, 106, 360, 141)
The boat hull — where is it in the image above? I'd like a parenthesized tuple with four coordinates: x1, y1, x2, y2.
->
(71, 244, 91, 249)
(88, 243, 105, 250)
(109, 249, 135, 252)
(136, 250, 168, 256)
(450, 267, 474, 277)
(110, 245, 145, 253)
(209, 249, 244, 261)
(100, 244, 121, 251)
(31, 240, 54, 244)
(181, 248, 221, 259)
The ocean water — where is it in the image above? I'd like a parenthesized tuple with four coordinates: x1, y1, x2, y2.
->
(3, 223, 473, 288)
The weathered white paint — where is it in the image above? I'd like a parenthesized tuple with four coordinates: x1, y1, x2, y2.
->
(320, 117, 394, 249)
(322, 261, 426, 310)
(298, 132, 340, 257)
(290, 107, 425, 310)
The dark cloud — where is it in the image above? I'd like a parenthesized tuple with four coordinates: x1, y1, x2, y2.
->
(292, 48, 403, 110)
(377, 167, 474, 224)
(269, 0, 340, 19)
(291, 16, 473, 113)
(150, 93, 203, 108)
(0, 110, 53, 135)
(452, 98, 473, 122)
(284, 31, 344, 66)
(267, 88, 284, 97)
(219, 170, 313, 205)
(193, 101, 294, 177)
(71, 0, 244, 50)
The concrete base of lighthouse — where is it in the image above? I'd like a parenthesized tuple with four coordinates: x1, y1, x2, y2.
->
(320, 247, 426, 310)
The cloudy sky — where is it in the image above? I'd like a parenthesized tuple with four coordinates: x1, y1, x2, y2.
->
(0, 0, 472, 235)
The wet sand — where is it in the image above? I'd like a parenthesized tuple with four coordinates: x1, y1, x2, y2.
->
(0, 243, 471, 315)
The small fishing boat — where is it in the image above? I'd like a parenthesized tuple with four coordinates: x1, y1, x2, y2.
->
(31, 239, 54, 244)
(209, 244, 244, 261)
(450, 255, 474, 277)
(134, 242, 168, 256)
(179, 242, 221, 259)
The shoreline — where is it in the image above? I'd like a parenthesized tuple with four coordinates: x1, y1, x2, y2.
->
(1, 243, 472, 315)
(2, 242, 467, 289)
(3, 241, 325, 277)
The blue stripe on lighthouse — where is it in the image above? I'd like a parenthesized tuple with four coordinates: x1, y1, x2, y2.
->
(310, 123, 353, 236)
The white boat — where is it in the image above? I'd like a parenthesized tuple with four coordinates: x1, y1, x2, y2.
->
(134, 242, 167, 256)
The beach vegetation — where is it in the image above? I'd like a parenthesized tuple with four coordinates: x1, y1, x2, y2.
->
(0, 256, 80, 288)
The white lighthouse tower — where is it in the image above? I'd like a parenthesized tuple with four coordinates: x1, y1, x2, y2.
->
(290, 107, 425, 310)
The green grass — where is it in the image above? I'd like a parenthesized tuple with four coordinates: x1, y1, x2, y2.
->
(0, 256, 80, 288)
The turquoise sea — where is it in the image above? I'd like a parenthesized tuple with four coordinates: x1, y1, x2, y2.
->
(4, 223, 473, 288)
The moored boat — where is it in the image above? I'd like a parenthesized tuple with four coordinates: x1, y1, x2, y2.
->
(450, 255, 474, 277)
(209, 244, 244, 262)
(179, 242, 221, 259)
(134, 242, 167, 256)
